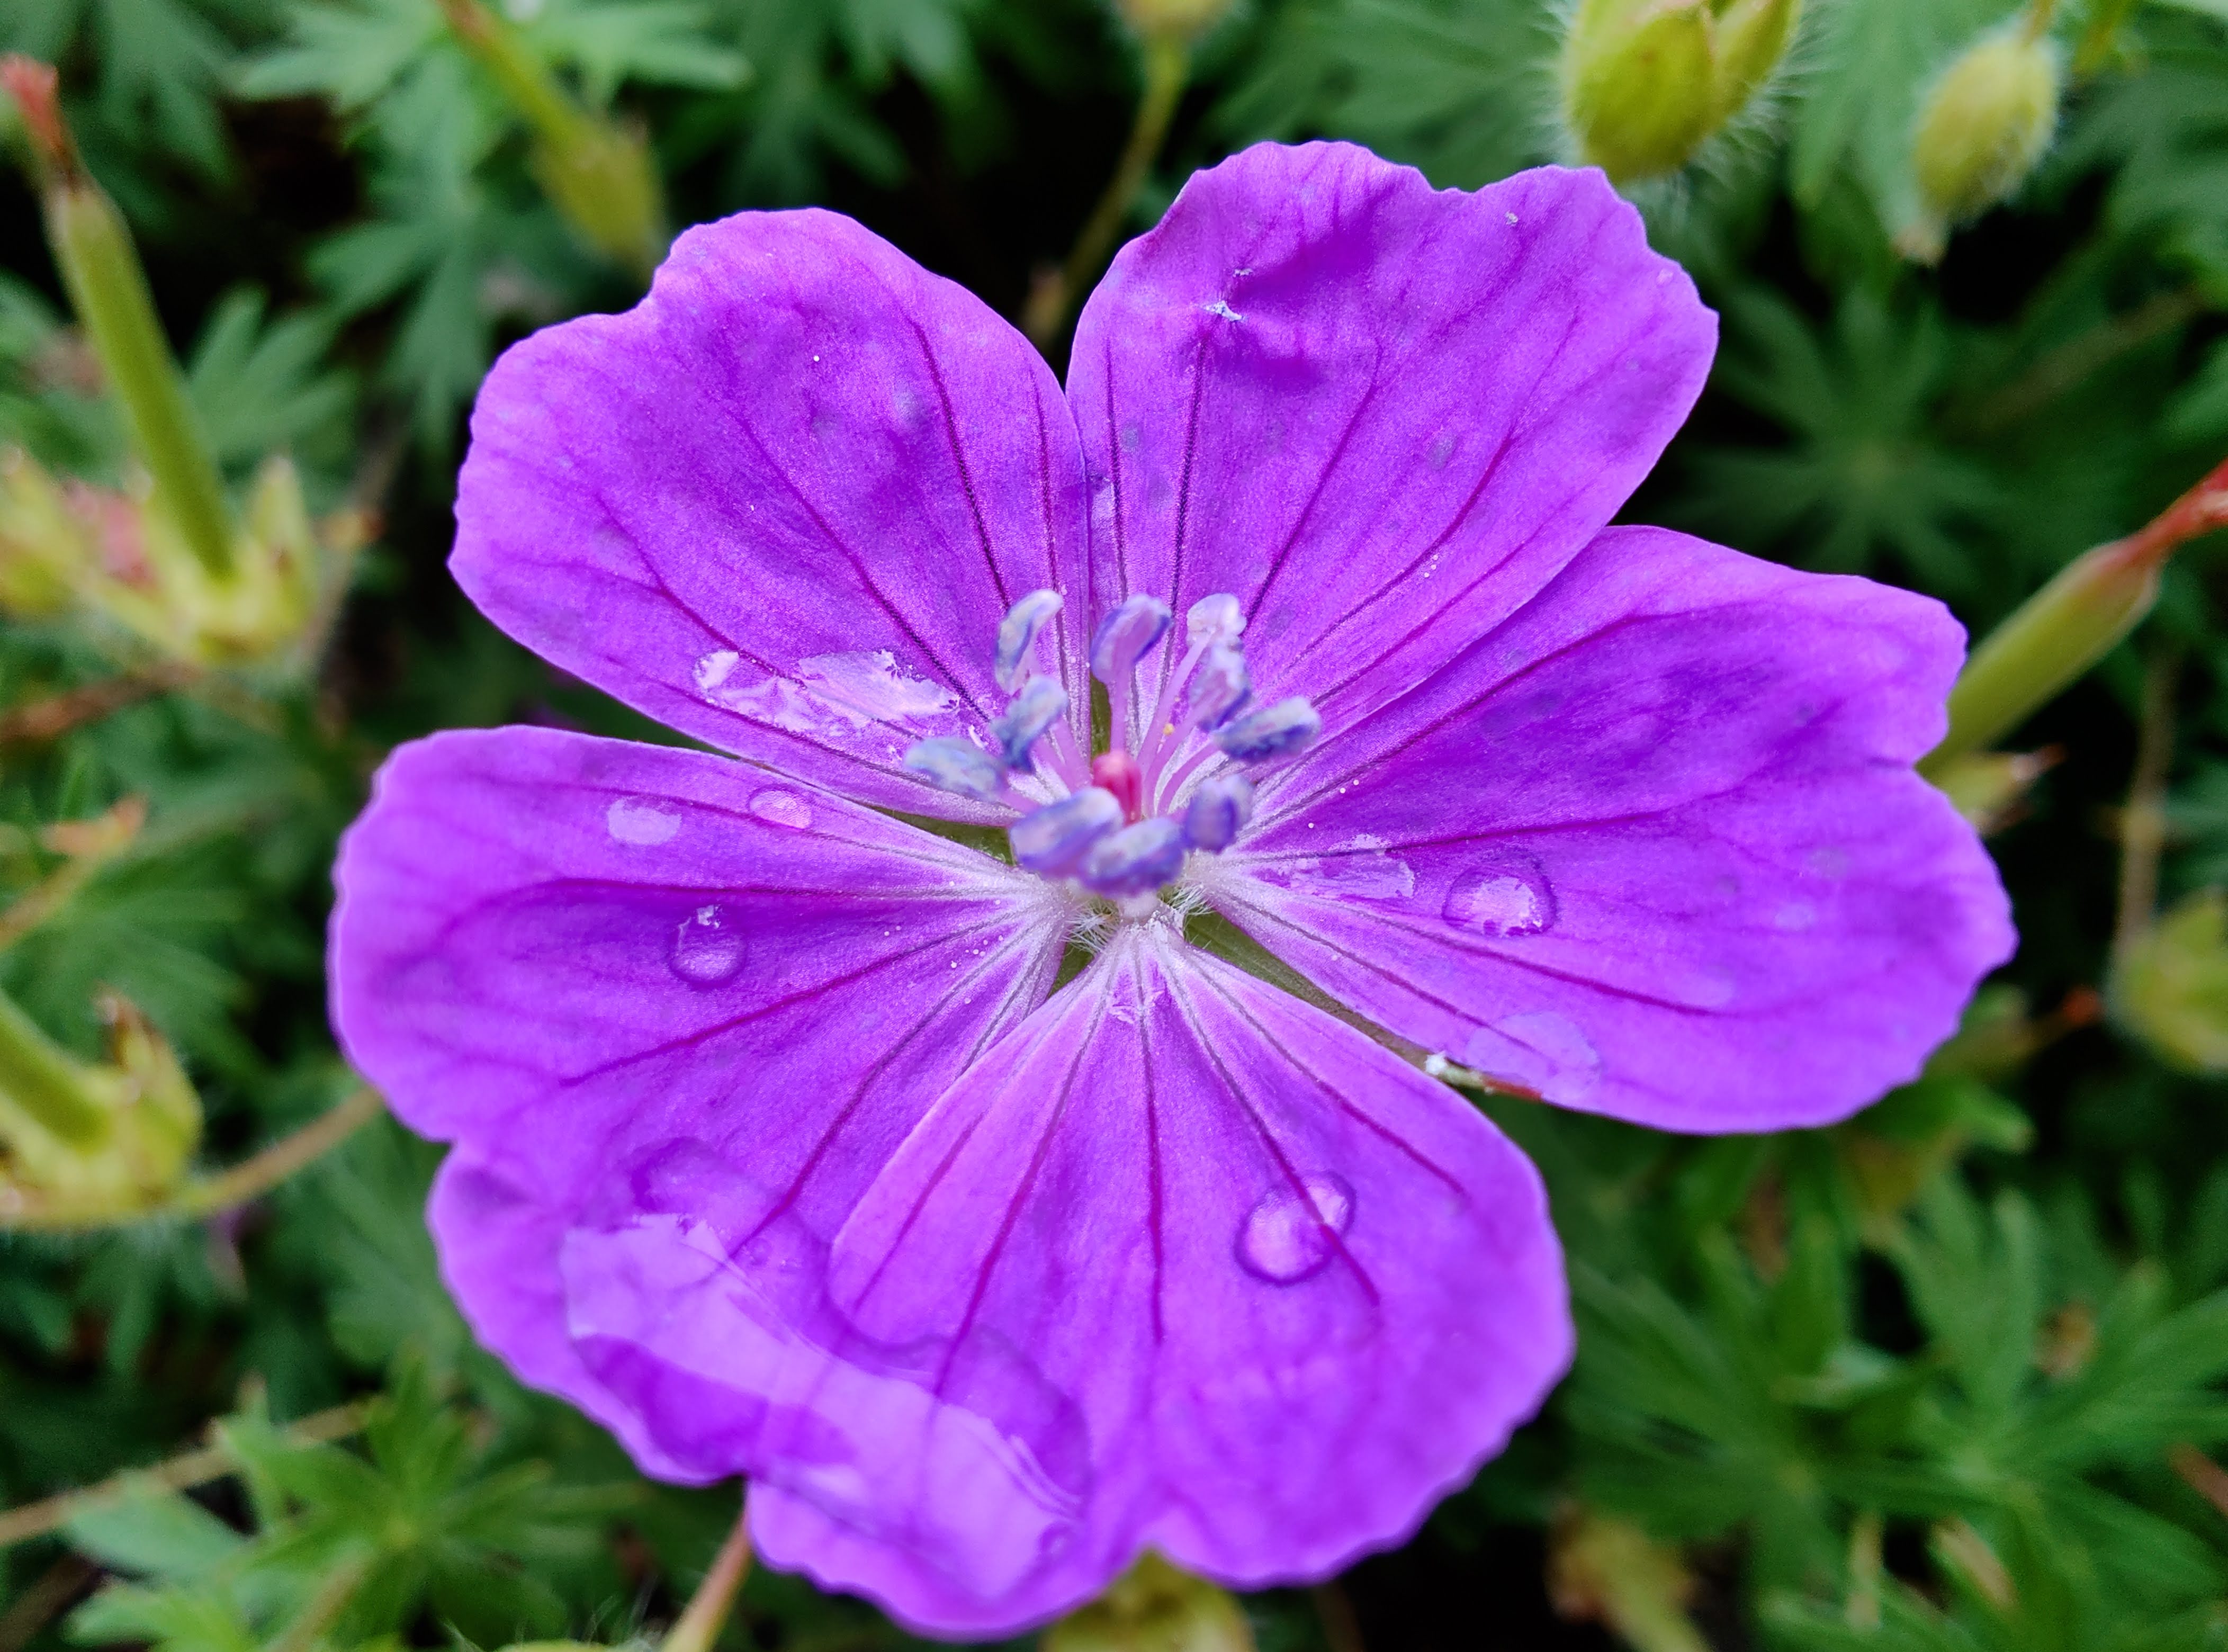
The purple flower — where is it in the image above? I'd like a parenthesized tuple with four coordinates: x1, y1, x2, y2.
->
(329, 143, 2013, 1635)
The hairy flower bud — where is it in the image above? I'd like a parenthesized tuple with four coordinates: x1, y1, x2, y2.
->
(1559, 0, 1800, 184)
(1902, 25, 2061, 262)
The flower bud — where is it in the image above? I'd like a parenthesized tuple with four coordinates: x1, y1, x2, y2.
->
(1559, 0, 1801, 184)
(1902, 25, 2061, 262)
(532, 117, 664, 279)
(0, 448, 349, 668)
(1922, 454, 2228, 776)
(0, 984, 201, 1225)
(1043, 1554, 1252, 1652)
(1113, 0, 1235, 46)
(434, 0, 667, 277)
(2110, 888, 2228, 1074)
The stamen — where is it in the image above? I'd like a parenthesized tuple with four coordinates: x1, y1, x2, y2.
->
(903, 736, 1005, 801)
(990, 677, 1068, 769)
(1215, 696, 1321, 762)
(1181, 642, 1250, 731)
(1138, 590, 1246, 786)
(1186, 592, 1244, 647)
(1080, 817, 1188, 896)
(1090, 595, 1174, 683)
(995, 589, 1063, 691)
(1091, 749, 1144, 821)
(1092, 595, 1173, 752)
(1010, 786, 1121, 874)
(1182, 773, 1254, 850)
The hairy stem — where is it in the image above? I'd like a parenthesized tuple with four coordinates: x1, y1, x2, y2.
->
(2, 58, 235, 581)
(2113, 651, 2178, 962)
(664, 1500, 754, 1652)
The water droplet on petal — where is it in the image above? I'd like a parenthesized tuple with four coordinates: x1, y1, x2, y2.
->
(1774, 901, 1817, 932)
(1444, 860, 1554, 936)
(694, 650, 741, 699)
(1236, 1173, 1355, 1285)
(671, 904, 744, 985)
(750, 789, 812, 828)
(607, 797, 679, 845)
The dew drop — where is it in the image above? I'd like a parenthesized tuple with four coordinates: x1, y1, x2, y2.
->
(1444, 860, 1554, 936)
(1236, 1173, 1355, 1285)
(1774, 901, 1817, 932)
(671, 904, 744, 986)
(750, 789, 812, 829)
(607, 797, 679, 845)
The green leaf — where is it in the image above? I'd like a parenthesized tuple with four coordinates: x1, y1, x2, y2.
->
(65, 1487, 248, 1579)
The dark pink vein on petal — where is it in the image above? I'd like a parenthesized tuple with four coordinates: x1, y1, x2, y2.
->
(1161, 957, 1381, 1307)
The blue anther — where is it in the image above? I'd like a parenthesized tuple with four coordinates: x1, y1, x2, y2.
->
(1182, 642, 1251, 730)
(1214, 696, 1321, 762)
(1080, 817, 1189, 897)
(1182, 773, 1255, 851)
(995, 589, 1063, 692)
(1186, 592, 1245, 647)
(1010, 786, 1122, 874)
(1090, 595, 1173, 684)
(903, 737, 1005, 801)
(991, 677, 1068, 769)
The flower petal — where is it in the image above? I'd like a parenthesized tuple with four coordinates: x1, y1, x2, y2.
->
(1205, 527, 2015, 1132)
(328, 725, 1072, 1460)
(557, 924, 1567, 1635)
(452, 212, 1092, 820)
(1067, 142, 1713, 750)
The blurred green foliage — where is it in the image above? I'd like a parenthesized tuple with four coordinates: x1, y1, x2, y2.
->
(3, 0, 2228, 1647)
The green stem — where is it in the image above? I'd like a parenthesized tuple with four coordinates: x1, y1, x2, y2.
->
(435, 0, 588, 149)
(1921, 453, 2228, 775)
(663, 1501, 753, 1652)
(434, 0, 662, 276)
(0, 989, 113, 1150)
(2072, 0, 2141, 75)
(2113, 651, 2178, 963)
(1022, 33, 1190, 349)
(2, 60, 235, 582)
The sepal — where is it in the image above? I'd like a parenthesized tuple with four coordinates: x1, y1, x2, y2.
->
(1041, 1555, 1254, 1652)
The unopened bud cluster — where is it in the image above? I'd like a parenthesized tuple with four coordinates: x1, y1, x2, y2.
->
(1559, 0, 1801, 183)
(0, 55, 365, 671)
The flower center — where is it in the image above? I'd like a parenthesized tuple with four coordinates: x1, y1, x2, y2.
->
(903, 589, 1321, 899)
